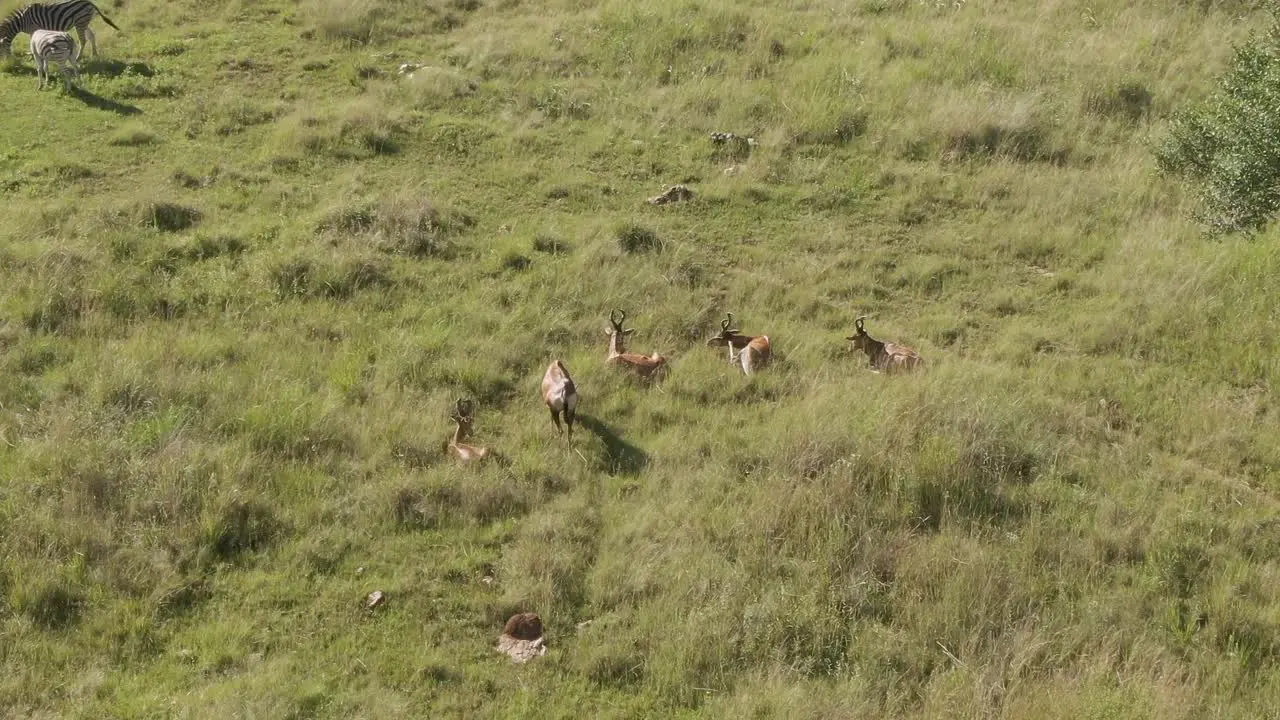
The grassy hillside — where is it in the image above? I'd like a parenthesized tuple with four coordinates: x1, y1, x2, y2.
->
(1, 0, 1278, 716)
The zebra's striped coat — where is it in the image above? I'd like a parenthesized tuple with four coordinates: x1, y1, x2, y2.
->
(0, 1, 119, 60)
(30, 29, 78, 90)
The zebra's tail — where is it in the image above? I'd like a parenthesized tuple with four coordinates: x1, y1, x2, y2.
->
(92, 3, 122, 31)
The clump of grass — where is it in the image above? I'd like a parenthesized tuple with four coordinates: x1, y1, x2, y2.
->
(135, 201, 201, 232)
(400, 66, 478, 110)
(199, 500, 283, 565)
(532, 234, 570, 254)
(51, 163, 98, 181)
(393, 485, 461, 530)
(309, 0, 383, 45)
(319, 258, 393, 298)
(23, 289, 84, 334)
(212, 99, 280, 136)
(268, 256, 392, 299)
(18, 581, 86, 629)
(792, 110, 868, 147)
(942, 122, 1064, 164)
(1083, 81, 1153, 122)
(152, 579, 211, 619)
(616, 223, 661, 253)
(269, 99, 405, 161)
(318, 195, 473, 257)
(339, 98, 404, 154)
(270, 258, 314, 297)
(108, 123, 159, 147)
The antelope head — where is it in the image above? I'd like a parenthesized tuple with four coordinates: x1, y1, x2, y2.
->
(706, 312, 771, 374)
(706, 313, 741, 348)
(846, 316, 880, 356)
(605, 308, 636, 356)
(448, 397, 488, 461)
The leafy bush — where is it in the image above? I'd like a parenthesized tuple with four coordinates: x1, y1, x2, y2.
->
(1158, 9, 1280, 233)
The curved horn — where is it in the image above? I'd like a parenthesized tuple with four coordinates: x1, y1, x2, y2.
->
(855, 316, 866, 334)
(721, 313, 734, 332)
(610, 308, 627, 330)
(453, 398, 473, 420)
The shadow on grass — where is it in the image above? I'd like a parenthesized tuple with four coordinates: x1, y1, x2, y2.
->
(69, 86, 141, 115)
(578, 414, 648, 475)
(79, 58, 155, 77)
(1, 63, 34, 77)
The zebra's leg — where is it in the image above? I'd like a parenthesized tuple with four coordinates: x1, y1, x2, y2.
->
(35, 56, 46, 89)
(84, 26, 97, 58)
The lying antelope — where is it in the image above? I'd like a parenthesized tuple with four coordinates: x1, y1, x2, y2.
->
(447, 398, 489, 462)
(605, 309, 667, 379)
(847, 317, 923, 373)
(541, 359, 578, 440)
(706, 312, 771, 375)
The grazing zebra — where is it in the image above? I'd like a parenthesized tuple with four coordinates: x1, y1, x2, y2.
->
(0, 1, 120, 60)
(30, 29, 77, 90)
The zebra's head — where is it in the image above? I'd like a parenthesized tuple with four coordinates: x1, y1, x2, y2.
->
(0, 16, 16, 56)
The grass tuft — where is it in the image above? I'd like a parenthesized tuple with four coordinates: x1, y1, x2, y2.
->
(200, 500, 284, 565)
(137, 202, 201, 232)
(616, 223, 662, 253)
(108, 122, 160, 146)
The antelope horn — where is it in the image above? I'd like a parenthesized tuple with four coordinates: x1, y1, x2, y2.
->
(855, 316, 866, 334)
(721, 313, 734, 332)
(610, 308, 626, 328)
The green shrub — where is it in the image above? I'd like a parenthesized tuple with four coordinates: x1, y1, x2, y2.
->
(1158, 8, 1280, 232)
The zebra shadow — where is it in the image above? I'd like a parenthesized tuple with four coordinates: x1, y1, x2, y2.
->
(79, 58, 155, 78)
(578, 415, 649, 476)
(69, 86, 141, 115)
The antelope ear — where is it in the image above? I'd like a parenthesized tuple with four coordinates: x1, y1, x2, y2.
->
(845, 335, 857, 341)
(706, 336, 725, 346)
(623, 328, 635, 335)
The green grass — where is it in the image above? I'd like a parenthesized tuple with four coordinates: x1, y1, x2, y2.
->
(2, 0, 1279, 716)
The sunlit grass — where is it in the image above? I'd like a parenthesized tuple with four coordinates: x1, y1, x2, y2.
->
(0, 0, 1278, 717)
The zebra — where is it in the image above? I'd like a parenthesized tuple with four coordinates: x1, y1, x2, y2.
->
(30, 29, 78, 90)
(0, 1, 120, 61)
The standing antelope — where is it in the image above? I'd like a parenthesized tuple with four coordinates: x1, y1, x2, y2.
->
(541, 360, 578, 440)
(604, 309, 666, 379)
(447, 398, 489, 462)
(706, 312, 771, 376)
(847, 316, 924, 373)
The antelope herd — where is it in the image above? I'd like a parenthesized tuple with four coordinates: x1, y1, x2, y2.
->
(450, 310, 923, 461)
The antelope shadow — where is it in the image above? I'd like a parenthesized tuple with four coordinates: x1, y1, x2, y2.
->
(578, 414, 648, 476)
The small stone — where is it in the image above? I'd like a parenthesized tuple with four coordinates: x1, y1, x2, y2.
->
(480, 576, 495, 585)
(366, 590, 385, 609)
(356, 566, 365, 575)
(495, 634, 547, 663)
(648, 184, 694, 205)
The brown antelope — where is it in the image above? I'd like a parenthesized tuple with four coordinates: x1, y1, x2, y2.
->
(447, 398, 489, 462)
(605, 309, 667, 379)
(541, 359, 578, 440)
(706, 312, 771, 376)
(847, 317, 924, 373)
